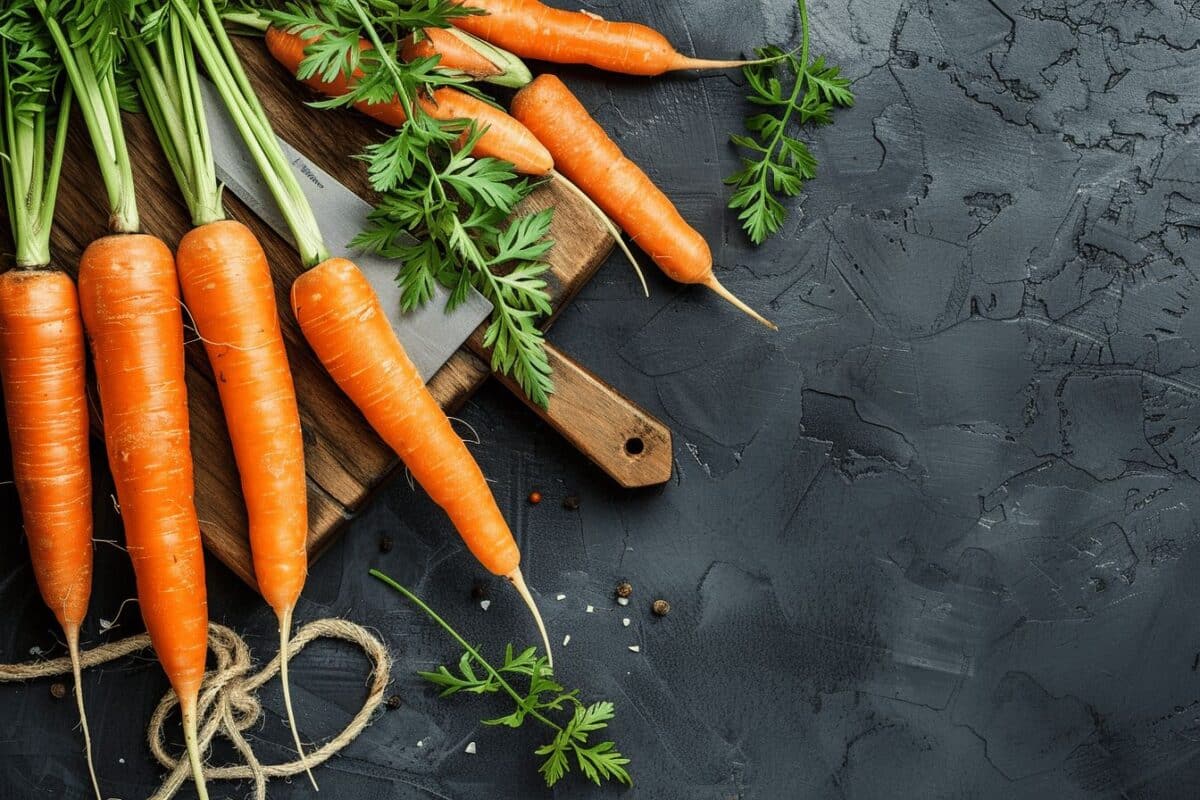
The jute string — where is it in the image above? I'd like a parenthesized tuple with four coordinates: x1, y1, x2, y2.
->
(0, 618, 391, 799)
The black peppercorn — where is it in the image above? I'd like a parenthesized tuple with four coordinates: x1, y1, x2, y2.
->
(562, 494, 580, 510)
(652, 599, 671, 617)
(379, 535, 393, 554)
(50, 682, 67, 700)
(616, 581, 633, 599)
(385, 695, 402, 710)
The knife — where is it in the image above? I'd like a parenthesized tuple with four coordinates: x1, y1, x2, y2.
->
(200, 80, 672, 488)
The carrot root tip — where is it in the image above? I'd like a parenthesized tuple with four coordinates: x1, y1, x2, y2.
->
(703, 275, 778, 330)
(506, 568, 553, 671)
(67, 629, 102, 800)
(550, 171, 648, 297)
(181, 703, 211, 800)
(279, 608, 319, 791)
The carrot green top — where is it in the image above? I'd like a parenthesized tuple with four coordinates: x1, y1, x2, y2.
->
(125, 7, 224, 228)
(169, 0, 329, 266)
(33, 0, 139, 235)
(0, 2, 72, 267)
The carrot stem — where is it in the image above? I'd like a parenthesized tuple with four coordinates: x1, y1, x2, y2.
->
(221, 10, 271, 34)
(369, 570, 562, 730)
(171, 0, 329, 265)
(32, 0, 139, 233)
(0, 44, 73, 266)
(278, 607, 318, 791)
(66, 628, 101, 800)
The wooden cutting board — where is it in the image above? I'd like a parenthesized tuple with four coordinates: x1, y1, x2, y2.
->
(27, 38, 614, 588)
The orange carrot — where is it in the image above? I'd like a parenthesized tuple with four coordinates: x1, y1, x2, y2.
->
(291, 258, 551, 663)
(77, 233, 211, 786)
(451, 0, 753, 75)
(0, 269, 98, 797)
(174, 219, 315, 786)
(176, 221, 307, 616)
(401, 26, 532, 88)
(265, 25, 552, 175)
(512, 74, 775, 328)
(1, 18, 97, 794)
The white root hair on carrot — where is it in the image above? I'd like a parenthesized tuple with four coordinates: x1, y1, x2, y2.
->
(447, 416, 483, 446)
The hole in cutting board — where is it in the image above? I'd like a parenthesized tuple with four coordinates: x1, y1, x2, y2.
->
(624, 437, 645, 456)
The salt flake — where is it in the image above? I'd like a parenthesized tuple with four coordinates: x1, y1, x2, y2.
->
(622, 618, 631, 627)
(562, 634, 571, 646)
(555, 593, 567, 601)
(586, 605, 595, 613)
(628, 645, 640, 653)
(465, 742, 477, 755)
(617, 597, 629, 606)
(479, 600, 491, 611)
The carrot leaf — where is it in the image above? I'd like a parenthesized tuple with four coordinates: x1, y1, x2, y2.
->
(726, 0, 854, 245)
(371, 570, 631, 789)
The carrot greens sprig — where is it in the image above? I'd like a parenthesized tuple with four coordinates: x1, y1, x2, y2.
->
(726, 0, 854, 245)
(0, 0, 71, 267)
(371, 571, 632, 789)
(239, 0, 557, 406)
(33, 0, 139, 233)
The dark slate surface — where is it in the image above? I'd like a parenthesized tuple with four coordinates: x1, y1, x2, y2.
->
(5, 0, 1200, 797)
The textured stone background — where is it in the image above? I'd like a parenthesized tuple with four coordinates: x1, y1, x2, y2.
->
(5, 0, 1200, 797)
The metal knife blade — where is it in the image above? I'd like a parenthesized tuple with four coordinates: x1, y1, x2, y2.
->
(199, 78, 492, 381)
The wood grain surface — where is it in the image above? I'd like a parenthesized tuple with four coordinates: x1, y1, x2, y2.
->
(8, 36, 615, 588)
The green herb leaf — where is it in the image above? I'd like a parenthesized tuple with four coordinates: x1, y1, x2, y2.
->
(726, 0, 854, 245)
(374, 573, 631, 790)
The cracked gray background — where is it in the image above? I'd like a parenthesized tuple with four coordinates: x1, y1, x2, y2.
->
(4, 0, 1200, 797)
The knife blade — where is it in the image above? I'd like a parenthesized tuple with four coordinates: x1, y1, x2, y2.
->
(199, 78, 490, 380)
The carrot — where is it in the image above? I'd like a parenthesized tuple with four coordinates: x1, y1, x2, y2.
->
(77, 234, 212, 796)
(291, 259, 551, 661)
(175, 222, 307, 638)
(182, 0, 555, 664)
(36, 4, 212, 796)
(265, 24, 645, 291)
(265, 25, 552, 175)
(126, 10, 316, 783)
(402, 26, 532, 88)
(512, 74, 776, 328)
(0, 270, 98, 798)
(0, 21, 98, 795)
(451, 0, 754, 75)
(176, 220, 314, 782)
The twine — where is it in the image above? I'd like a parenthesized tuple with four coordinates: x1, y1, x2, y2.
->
(0, 618, 392, 800)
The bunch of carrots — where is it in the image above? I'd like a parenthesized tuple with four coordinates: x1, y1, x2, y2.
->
(249, 0, 779, 329)
(0, 0, 821, 794)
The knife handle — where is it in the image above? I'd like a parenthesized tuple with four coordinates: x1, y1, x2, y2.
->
(481, 341, 674, 488)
